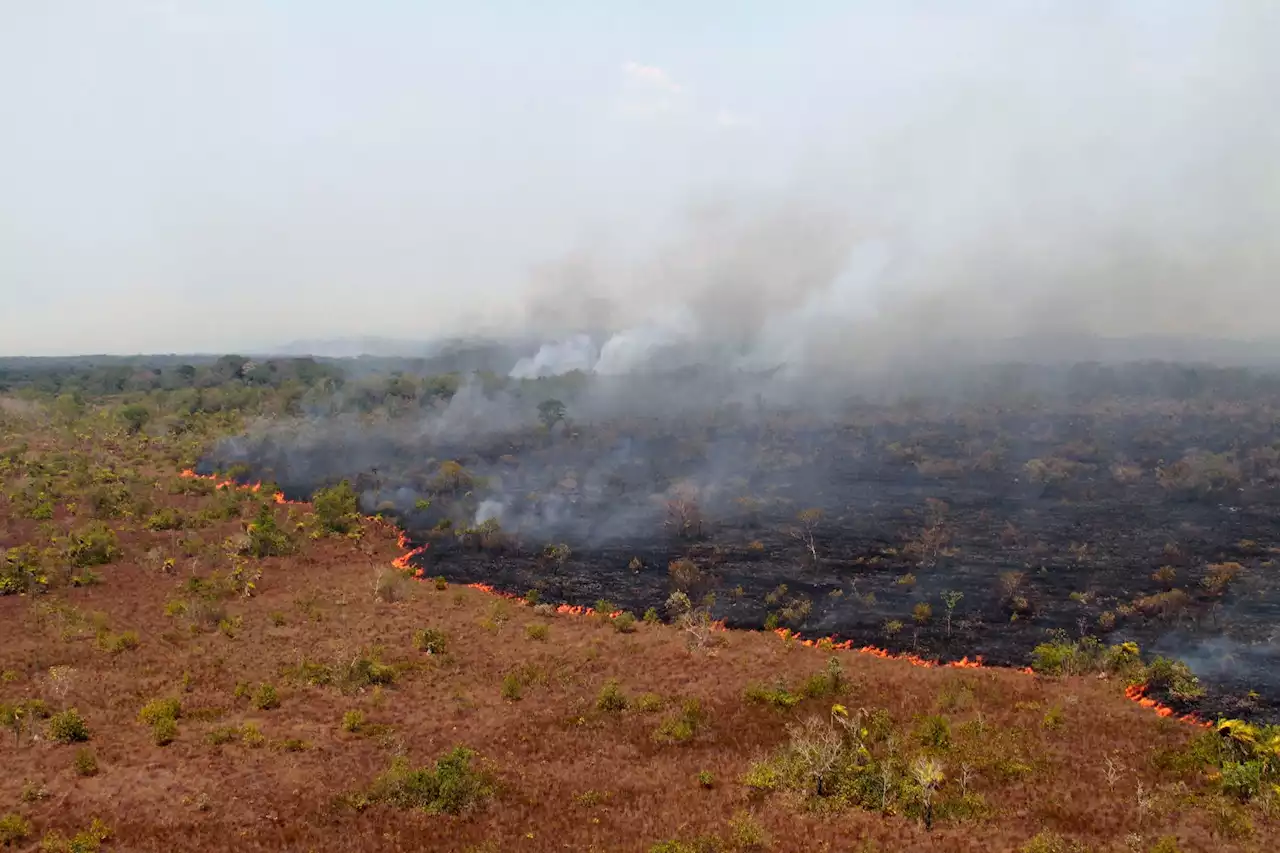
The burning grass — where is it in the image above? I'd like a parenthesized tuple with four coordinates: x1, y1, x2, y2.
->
(4, 367, 1280, 850)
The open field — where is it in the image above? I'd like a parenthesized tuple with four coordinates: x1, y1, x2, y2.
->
(3, 356, 1280, 852)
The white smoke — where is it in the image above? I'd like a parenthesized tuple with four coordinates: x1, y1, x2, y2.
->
(509, 333, 599, 379)
(475, 499, 506, 526)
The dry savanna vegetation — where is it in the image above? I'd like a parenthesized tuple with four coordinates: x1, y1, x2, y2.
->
(2, 357, 1280, 852)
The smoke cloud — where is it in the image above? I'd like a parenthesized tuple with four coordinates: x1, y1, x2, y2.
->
(494, 1, 1280, 378)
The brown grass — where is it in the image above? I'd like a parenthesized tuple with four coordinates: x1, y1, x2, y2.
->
(0, 440, 1275, 852)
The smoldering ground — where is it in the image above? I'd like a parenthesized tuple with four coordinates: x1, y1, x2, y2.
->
(205, 360, 1280, 720)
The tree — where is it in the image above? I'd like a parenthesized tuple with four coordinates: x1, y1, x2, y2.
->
(791, 509, 823, 564)
(119, 404, 150, 435)
(911, 756, 945, 829)
(537, 399, 567, 430)
(940, 590, 964, 637)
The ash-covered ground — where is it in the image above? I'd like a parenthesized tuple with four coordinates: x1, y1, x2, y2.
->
(204, 361, 1280, 720)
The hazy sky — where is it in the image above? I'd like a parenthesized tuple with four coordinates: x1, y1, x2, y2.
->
(2, 1, 1277, 356)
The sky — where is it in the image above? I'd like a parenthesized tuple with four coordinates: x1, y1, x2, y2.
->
(2, 1, 1278, 357)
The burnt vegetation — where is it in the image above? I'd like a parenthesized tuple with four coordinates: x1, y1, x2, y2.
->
(204, 360, 1280, 721)
(3, 353, 1280, 852)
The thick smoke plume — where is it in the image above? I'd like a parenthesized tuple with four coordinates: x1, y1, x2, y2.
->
(493, 2, 1280, 378)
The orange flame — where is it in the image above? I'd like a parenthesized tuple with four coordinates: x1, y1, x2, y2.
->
(179, 469, 308, 506)
(1124, 683, 1212, 727)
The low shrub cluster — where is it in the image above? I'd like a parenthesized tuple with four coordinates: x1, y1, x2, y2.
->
(139, 697, 182, 746)
(1029, 637, 1203, 701)
(352, 747, 496, 815)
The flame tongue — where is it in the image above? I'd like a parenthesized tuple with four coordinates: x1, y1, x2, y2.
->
(1125, 683, 1212, 727)
(179, 469, 307, 505)
(187, 469, 1222, 732)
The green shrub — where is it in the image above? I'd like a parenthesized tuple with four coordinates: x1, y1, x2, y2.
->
(612, 612, 637, 633)
(47, 709, 90, 744)
(246, 505, 294, 557)
(360, 747, 496, 815)
(653, 699, 706, 745)
(643, 607, 660, 624)
(500, 674, 522, 701)
(1, 545, 44, 596)
(744, 682, 801, 710)
(596, 679, 629, 712)
(241, 722, 266, 748)
(525, 623, 549, 641)
(37, 817, 111, 853)
(73, 748, 98, 777)
(414, 628, 448, 655)
(801, 658, 846, 698)
(151, 716, 178, 746)
(138, 697, 182, 726)
(1020, 831, 1090, 853)
(96, 630, 139, 654)
(252, 683, 280, 710)
(64, 523, 120, 568)
(697, 770, 715, 789)
(338, 656, 397, 691)
(206, 726, 239, 746)
(914, 714, 952, 749)
(312, 481, 361, 535)
(0, 812, 32, 846)
(144, 507, 186, 531)
(636, 693, 664, 713)
(342, 710, 365, 733)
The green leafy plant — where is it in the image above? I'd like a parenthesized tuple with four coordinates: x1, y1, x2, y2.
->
(46, 709, 90, 744)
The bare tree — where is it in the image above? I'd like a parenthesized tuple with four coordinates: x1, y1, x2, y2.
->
(790, 508, 823, 564)
(1103, 756, 1125, 792)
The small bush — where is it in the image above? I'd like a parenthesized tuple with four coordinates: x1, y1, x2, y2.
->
(360, 747, 495, 815)
(206, 726, 239, 746)
(801, 658, 846, 698)
(96, 630, 139, 655)
(596, 679, 629, 713)
(1020, 831, 1090, 853)
(241, 723, 266, 748)
(636, 693, 664, 713)
(342, 710, 365, 733)
(0, 813, 32, 846)
(697, 770, 715, 789)
(73, 748, 98, 777)
(744, 682, 801, 710)
(151, 716, 178, 746)
(612, 611, 637, 633)
(246, 505, 294, 558)
(414, 628, 448, 655)
(728, 811, 769, 850)
(138, 697, 182, 726)
(38, 818, 111, 853)
(312, 481, 361, 535)
(643, 607, 660, 624)
(914, 714, 952, 749)
(500, 674, 522, 702)
(47, 709, 90, 744)
(64, 523, 120, 569)
(653, 699, 706, 745)
(252, 683, 280, 710)
(525, 623, 549, 641)
(144, 507, 186, 531)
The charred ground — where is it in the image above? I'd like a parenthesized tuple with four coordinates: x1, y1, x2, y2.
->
(205, 361, 1280, 721)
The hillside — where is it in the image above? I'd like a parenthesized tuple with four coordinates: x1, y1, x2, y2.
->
(2, 379, 1278, 852)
